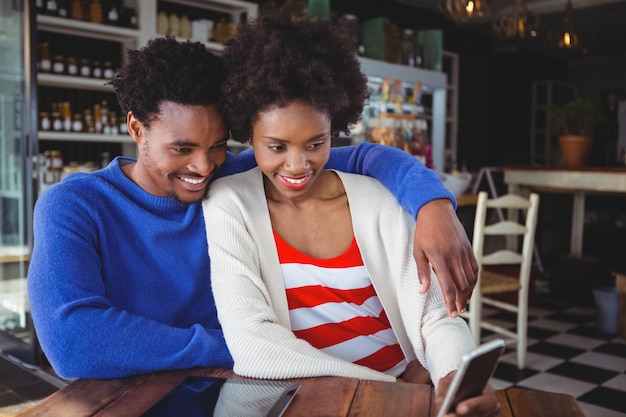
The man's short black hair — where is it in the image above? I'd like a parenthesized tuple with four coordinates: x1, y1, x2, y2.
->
(108, 36, 224, 128)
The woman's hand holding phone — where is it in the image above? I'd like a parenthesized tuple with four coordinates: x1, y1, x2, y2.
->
(435, 375, 500, 416)
(434, 339, 505, 417)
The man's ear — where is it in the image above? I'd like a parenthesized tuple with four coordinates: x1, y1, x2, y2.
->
(127, 112, 143, 144)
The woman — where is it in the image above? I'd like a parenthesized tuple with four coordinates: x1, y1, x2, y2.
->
(203, 6, 499, 416)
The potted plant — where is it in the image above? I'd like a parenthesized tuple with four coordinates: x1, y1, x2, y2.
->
(551, 98, 604, 169)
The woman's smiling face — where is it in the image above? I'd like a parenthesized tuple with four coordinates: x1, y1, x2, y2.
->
(251, 100, 332, 202)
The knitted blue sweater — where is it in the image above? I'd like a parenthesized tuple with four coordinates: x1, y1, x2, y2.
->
(27, 142, 453, 379)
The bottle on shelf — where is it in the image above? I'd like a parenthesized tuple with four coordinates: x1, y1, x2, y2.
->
(83, 109, 95, 133)
(89, 0, 103, 24)
(52, 55, 65, 74)
(104, 0, 120, 26)
(93, 103, 102, 133)
(39, 112, 51, 131)
(109, 112, 118, 135)
(169, 13, 181, 37)
(401, 29, 418, 67)
(79, 58, 91, 77)
(51, 112, 63, 132)
(100, 100, 109, 133)
(100, 151, 112, 168)
(213, 18, 235, 44)
(45, 0, 59, 16)
(66, 56, 78, 76)
(38, 42, 52, 73)
(118, 112, 127, 134)
(58, 0, 69, 18)
(61, 101, 72, 132)
(45, 150, 64, 185)
(70, 0, 85, 21)
(157, 11, 169, 35)
(72, 113, 84, 132)
(92, 60, 102, 78)
(180, 15, 191, 39)
(103, 61, 114, 79)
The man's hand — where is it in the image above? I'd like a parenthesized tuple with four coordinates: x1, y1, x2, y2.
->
(435, 372, 500, 417)
(413, 198, 478, 317)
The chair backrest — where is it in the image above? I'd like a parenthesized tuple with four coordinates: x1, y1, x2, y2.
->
(468, 192, 540, 369)
(472, 191, 540, 279)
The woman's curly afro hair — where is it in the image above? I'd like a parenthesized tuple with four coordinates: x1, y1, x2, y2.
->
(219, 4, 369, 143)
(107, 36, 224, 128)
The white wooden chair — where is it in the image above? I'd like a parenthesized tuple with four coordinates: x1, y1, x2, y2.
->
(462, 191, 540, 369)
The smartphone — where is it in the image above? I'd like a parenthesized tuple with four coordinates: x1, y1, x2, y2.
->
(435, 338, 506, 417)
(140, 376, 300, 417)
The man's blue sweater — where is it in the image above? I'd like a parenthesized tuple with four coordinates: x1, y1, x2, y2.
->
(27, 143, 453, 378)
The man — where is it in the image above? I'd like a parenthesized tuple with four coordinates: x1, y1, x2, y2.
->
(27, 36, 477, 379)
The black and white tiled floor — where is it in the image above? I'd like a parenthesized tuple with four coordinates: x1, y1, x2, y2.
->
(484, 291, 626, 417)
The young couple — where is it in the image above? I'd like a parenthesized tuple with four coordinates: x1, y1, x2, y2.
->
(28, 4, 495, 417)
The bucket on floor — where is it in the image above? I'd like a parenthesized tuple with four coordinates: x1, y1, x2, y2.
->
(593, 286, 619, 334)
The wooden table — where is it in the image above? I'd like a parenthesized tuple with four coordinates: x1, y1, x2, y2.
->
(502, 166, 626, 257)
(15, 367, 585, 417)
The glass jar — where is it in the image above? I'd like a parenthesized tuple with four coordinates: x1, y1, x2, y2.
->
(61, 101, 72, 132)
(93, 103, 102, 133)
(157, 11, 169, 35)
(45, 0, 59, 16)
(51, 112, 63, 131)
(72, 113, 84, 132)
(39, 43, 52, 73)
(57, 0, 69, 18)
(180, 15, 191, 38)
(70, 0, 84, 20)
(79, 58, 91, 77)
(39, 112, 51, 131)
(168, 13, 181, 37)
(105, 1, 119, 25)
(83, 109, 95, 133)
(66, 56, 78, 75)
(49, 150, 64, 185)
(92, 60, 102, 78)
(52, 55, 65, 74)
(102, 61, 114, 79)
(89, 0, 102, 24)
(383, 20, 401, 64)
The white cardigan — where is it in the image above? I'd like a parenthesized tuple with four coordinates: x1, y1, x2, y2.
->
(203, 168, 475, 385)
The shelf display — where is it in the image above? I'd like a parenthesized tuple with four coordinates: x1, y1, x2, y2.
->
(358, 56, 448, 172)
(34, 0, 259, 187)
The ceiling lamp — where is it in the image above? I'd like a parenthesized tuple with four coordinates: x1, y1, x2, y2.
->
(438, 0, 495, 22)
(492, 0, 539, 39)
(556, 0, 579, 49)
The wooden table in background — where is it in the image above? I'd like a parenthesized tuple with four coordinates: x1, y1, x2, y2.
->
(15, 367, 585, 417)
(502, 166, 626, 258)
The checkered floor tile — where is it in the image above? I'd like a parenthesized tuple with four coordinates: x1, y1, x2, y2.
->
(483, 292, 626, 417)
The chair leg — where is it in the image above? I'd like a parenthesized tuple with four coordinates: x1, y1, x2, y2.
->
(517, 296, 528, 370)
(469, 292, 482, 346)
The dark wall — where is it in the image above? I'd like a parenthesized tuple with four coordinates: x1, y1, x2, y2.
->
(444, 29, 568, 170)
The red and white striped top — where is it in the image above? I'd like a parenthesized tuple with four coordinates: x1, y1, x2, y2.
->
(273, 231, 407, 376)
